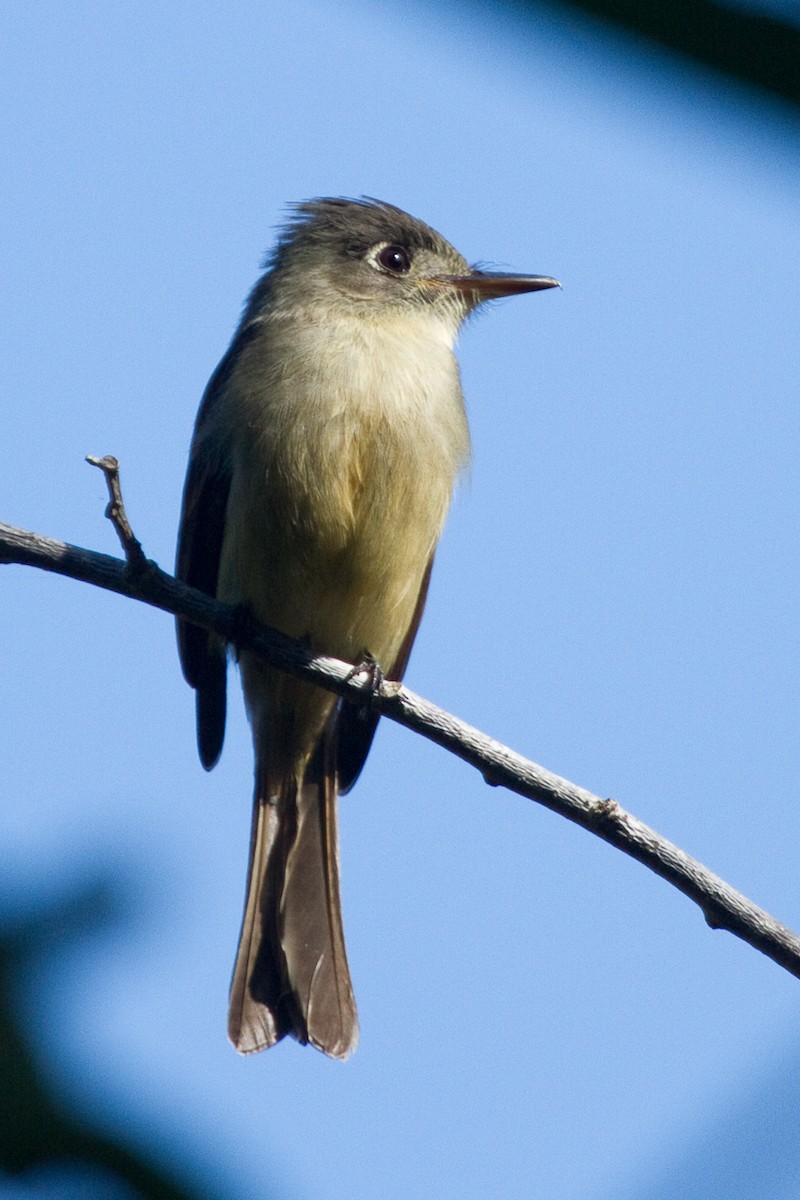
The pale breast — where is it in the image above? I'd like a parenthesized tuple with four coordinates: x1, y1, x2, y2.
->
(217, 310, 470, 664)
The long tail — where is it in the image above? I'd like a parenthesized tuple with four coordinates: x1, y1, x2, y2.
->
(227, 727, 359, 1059)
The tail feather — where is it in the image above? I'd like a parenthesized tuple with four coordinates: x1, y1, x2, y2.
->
(282, 736, 358, 1058)
(227, 727, 359, 1059)
(227, 794, 290, 1054)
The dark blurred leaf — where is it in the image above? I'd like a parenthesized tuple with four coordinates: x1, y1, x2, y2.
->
(512, 0, 800, 109)
(0, 880, 228, 1200)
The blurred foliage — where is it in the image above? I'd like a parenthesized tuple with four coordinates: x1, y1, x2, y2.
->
(517, 0, 800, 109)
(0, 880, 222, 1200)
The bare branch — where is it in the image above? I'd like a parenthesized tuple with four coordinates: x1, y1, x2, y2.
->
(3, 505, 800, 985)
(85, 454, 146, 567)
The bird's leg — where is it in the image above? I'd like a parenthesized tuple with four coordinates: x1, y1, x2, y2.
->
(345, 651, 385, 717)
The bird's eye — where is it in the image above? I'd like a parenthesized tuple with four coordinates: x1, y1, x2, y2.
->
(376, 244, 411, 274)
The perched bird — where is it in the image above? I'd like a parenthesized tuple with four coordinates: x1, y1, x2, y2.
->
(176, 197, 558, 1058)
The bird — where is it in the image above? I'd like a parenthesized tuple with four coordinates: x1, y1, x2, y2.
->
(175, 197, 558, 1058)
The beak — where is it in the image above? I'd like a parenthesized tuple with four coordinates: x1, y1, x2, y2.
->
(439, 271, 560, 301)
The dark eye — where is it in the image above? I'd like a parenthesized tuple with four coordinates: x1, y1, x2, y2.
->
(376, 244, 411, 274)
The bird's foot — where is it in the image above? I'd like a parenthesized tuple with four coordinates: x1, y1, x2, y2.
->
(345, 652, 385, 715)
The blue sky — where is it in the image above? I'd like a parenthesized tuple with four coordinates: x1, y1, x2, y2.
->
(3, 2, 800, 1197)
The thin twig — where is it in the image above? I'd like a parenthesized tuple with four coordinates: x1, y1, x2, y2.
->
(86, 455, 147, 567)
(3, 514, 800, 983)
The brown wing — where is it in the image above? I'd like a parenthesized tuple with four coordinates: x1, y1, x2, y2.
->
(336, 555, 434, 794)
(176, 344, 245, 770)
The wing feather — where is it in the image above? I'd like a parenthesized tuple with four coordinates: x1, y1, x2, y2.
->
(337, 555, 434, 793)
(175, 341, 247, 769)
